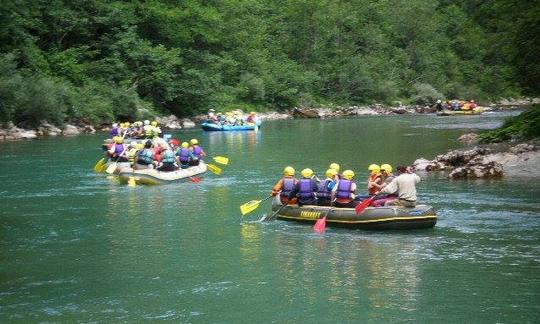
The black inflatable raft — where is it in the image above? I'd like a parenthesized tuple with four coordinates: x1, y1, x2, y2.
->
(271, 200, 437, 230)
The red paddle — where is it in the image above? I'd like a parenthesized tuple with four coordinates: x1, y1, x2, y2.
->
(190, 177, 201, 183)
(313, 214, 327, 233)
(355, 195, 377, 215)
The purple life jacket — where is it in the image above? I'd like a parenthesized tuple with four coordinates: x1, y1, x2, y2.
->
(336, 180, 353, 199)
(178, 148, 190, 163)
(114, 144, 124, 157)
(280, 178, 295, 199)
(317, 179, 332, 198)
(298, 179, 315, 199)
(192, 146, 203, 159)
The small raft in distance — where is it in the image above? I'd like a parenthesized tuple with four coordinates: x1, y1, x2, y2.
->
(201, 120, 261, 131)
(436, 107, 483, 116)
(271, 200, 437, 230)
(117, 162, 207, 185)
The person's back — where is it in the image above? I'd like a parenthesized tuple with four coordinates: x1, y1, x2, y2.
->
(157, 148, 177, 172)
(334, 170, 358, 208)
(177, 142, 192, 169)
(135, 140, 155, 169)
(290, 168, 318, 206)
(381, 166, 420, 207)
(272, 167, 298, 205)
(317, 169, 338, 206)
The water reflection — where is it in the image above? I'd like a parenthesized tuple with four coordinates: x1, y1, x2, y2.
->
(207, 130, 261, 154)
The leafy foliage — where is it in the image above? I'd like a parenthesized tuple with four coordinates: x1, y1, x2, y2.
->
(480, 105, 540, 142)
(0, 0, 538, 126)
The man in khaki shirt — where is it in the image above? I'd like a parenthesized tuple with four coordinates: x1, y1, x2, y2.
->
(380, 165, 420, 207)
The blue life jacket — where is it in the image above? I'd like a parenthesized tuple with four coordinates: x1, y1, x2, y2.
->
(137, 149, 154, 165)
(336, 180, 353, 199)
(317, 179, 333, 198)
(161, 150, 175, 163)
(280, 178, 295, 199)
(298, 179, 315, 200)
(178, 148, 190, 163)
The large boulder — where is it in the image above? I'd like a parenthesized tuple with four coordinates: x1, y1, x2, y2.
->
(449, 161, 503, 179)
(156, 115, 182, 129)
(37, 120, 62, 136)
(182, 119, 196, 128)
(62, 124, 80, 136)
(458, 133, 479, 145)
(292, 107, 320, 118)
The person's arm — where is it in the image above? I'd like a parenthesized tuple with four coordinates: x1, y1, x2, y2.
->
(381, 178, 398, 194)
(272, 179, 283, 196)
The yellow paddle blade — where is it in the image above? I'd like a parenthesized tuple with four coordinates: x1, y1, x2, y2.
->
(98, 163, 108, 173)
(93, 158, 105, 172)
(128, 177, 137, 187)
(207, 163, 222, 175)
(240, 200, 262, 216)
(213, 156, 229, 165)
(105, 162, 117, 174)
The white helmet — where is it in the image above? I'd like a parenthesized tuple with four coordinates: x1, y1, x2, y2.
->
(144, 120, 150, 125)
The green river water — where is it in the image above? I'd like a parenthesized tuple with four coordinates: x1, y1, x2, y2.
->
(1, 112, 539, 323)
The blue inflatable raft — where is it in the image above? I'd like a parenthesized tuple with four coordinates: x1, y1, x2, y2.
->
(201, 121, 261, 131)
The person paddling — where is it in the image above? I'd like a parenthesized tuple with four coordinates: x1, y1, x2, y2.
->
(189, 138, 206, 166)
(176, 142, 193, 169)
(271, 166, 298, 205)
(317, 168, 338, 206)
(290, 168, 319, 206)
(107, 136, 128, 163)
(334, 170, 358, 208)
(134, 140, 155, 170)
(380, 165, 421, 207)
(367, 164, 383, 196)
(371, 164, 398, 207)
(156, 144, 178, 172)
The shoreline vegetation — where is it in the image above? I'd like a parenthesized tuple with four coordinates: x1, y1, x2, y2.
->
(1, 1, 538, 135)
(1, 98, 537, 141)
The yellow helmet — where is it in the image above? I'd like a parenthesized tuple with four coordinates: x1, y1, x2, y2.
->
(343, 170, 355, 180)
(325, 168, 337, 178)
(190, 138, 198, 145)
(283, 166, 295, 176)
(301, 168, 313, 178)
(114, 136, 123, 144)
(329, 163, 340, 172)
(151, 121, 158, 126)
(368, 164, 380, 173)
(125, 122, 130, 127)
(380, 164, 392, 173)
(181, 142, 189, 148)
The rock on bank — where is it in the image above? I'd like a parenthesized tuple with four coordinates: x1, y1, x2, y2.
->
(413, 143, 540, 178)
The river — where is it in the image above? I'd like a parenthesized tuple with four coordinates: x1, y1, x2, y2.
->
(1, 112, 539, 322)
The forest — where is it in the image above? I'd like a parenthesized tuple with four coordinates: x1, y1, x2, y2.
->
(0, 0, 538, 127)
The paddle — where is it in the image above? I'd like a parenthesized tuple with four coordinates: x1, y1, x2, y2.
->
(207, 163, 222, 175)
(105, 131, 128, 174)
(213, 156, 229, 165)
(355, 194, 378, 215)
(189, 176, 201, 183)
(240, 195, 274, 216)
(262, 203, 287, 222)
(93, 158, 106, 172)
(314, 202, 333, 233)
(128, 176, 137, 187)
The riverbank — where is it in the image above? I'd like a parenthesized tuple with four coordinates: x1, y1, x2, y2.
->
(1, 97, 538, 141)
